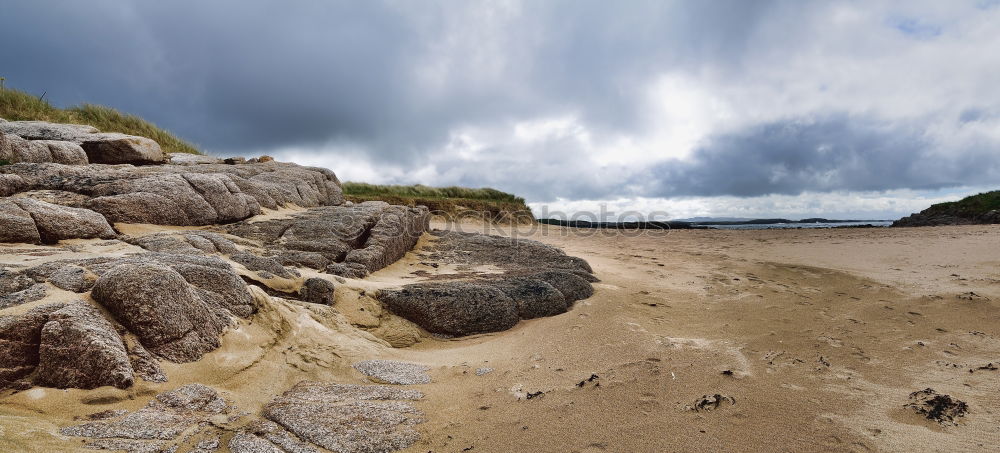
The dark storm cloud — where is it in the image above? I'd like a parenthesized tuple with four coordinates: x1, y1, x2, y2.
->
(1, 0, 997, 209)
(642, 114, 1000, 198)
(0, 0, 769, 157)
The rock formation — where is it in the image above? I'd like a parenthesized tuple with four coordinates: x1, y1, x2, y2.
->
(0, 120, 162, 165)
(0, 119, 596, 451)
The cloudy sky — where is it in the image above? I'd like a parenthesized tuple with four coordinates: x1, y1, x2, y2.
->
(3, 0, 999, 220)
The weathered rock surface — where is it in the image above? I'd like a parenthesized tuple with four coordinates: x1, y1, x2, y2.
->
(0, 121, 99, 141)
(380, 282, 520, 336)
(62, 384, 234, 452)
(0, 303, 65, 386)
(80, 133, 165, 165)
(90, 262, 231, 362)
(377, 230, 597, 336)
(0, 121, 163, 165)
(0, 160, 343, 225)
(228, 202, 429, 278)
(168, 152, 222, 165)
(1, 133, 89, 164)
(299, 277, 336, 305)
(60, 381, 424, 453)
(231, 420, 319, 453)
(493, 277, 569, 319)
(354, 360, 431, 385)
(0, 197, 117, 244)
(263, 382, 425, 453)
(35, 302, 134, 389)
(2, 252, 255, 389)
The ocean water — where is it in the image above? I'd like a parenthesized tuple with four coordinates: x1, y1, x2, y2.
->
(707, 221, 893, 230)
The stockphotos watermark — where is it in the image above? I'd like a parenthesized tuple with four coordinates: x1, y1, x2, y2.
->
(431, 204, 676, 239)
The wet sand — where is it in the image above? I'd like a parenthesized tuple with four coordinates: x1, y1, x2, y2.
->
(2, 222, 999, 452)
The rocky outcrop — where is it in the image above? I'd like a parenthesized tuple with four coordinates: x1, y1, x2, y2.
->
(0, 303, 65, 387)
(35, 302, 134, 389)
(228, 202, 429, 278)
(0, 133, 89, 164)
(0, 161, 344, 226)
(0, 121, 163, 165)
(299, 277, 336, 305)
(0, 119, 599, 404)
(91, 262, 223, 363)
(376, 230, 597, 336)
(380, 282, 521, 336)
(0, 251, 254, 389)
(0, 197, 117, 244)
(167, 152, 222, 165)
(0, 121, 100, 141)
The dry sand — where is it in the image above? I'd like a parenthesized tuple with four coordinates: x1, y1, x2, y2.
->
(2, 222, 999, 452)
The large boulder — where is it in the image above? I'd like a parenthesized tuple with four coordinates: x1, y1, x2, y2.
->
(5, 198, 117, 244)
(375, 229, 597, 336)
(530, 270, 595, 303)
(379, 282, 520, 336)
(0, 303, 65, 386)
(35, 302, 134, 389)
(493, 277, 568, 319)
(0, 121, 163, 165)
(1, 134, 88, 165)
(299, 277, 336, 305)
(0, 200, 41, 243)
(90, 263, 228, 362)
(80, 133, 164, 165)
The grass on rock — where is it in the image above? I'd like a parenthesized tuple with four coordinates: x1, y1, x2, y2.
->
(0, 87, 200, 155)
(342, 182, 536, 224)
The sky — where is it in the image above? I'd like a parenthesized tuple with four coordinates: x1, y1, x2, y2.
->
(2, 0, 999, 220)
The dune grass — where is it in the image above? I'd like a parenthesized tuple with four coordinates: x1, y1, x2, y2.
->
(0, 87, 200, 155)
(342, 182, 526, 203)
(342, 182, 535, 223)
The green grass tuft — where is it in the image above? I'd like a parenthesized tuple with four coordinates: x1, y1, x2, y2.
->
(0, 87, 200, 155)
(342, 182, 535, 223)
(342, 182, 526, 204)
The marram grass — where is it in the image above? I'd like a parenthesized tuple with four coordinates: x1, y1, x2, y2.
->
(0, 87, 200, 155)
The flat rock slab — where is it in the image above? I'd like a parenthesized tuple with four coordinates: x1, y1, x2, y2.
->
(354, 360, 432, 385)
(0, 160, 343, 225)
(262, 381, 425, 453)
(62, 384, 236, 452)
(59, 381, 426, 453)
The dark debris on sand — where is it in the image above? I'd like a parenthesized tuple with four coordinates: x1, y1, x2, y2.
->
(905, 388, 968, 425)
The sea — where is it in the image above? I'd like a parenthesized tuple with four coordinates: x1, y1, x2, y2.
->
(706, 221, 893, 230)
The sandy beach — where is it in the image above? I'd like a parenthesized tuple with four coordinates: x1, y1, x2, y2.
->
(1, 220, 997, 452)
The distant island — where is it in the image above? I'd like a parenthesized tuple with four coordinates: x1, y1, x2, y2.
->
(538, 217, 890, 230)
